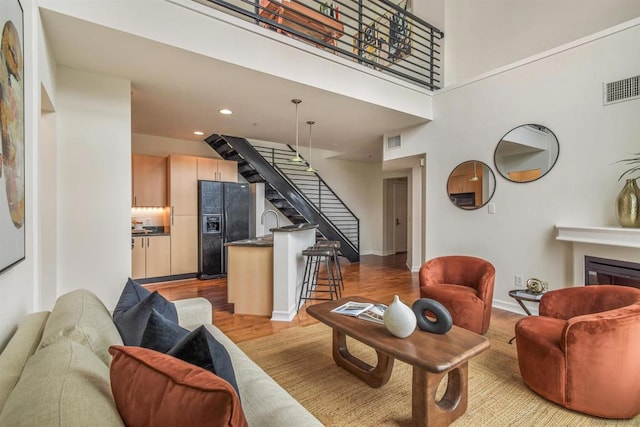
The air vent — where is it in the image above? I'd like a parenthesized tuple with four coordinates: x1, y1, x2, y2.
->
(604, 75, 639, 105)
(386, 135, 401, 149)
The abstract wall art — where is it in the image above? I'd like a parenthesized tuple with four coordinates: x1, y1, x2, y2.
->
(0, 0, 24, 274)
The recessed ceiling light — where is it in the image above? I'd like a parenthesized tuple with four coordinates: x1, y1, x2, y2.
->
(193, 131, 204, 136)
(219, 109, 233, 115)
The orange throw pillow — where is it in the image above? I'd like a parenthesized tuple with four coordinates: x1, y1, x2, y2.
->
(109, 346, 248, 427)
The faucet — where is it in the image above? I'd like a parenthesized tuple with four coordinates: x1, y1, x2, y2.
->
(261, 209, 280, 230)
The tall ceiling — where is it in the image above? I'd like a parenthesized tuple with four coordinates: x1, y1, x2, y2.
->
(40, 8, 429, 162)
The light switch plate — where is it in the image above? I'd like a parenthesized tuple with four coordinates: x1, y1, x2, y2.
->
(488, 203, 496, 214)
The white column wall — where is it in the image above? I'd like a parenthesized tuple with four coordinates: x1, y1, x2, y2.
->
(409, 164, 423, 270)
(38, 108, 57, 310)
(56, 67, 131, 308)
(37, 6, 58, 311)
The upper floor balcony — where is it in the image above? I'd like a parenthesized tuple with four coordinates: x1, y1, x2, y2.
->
(194, 0, 443, 90)
(39, 0, 437, 162)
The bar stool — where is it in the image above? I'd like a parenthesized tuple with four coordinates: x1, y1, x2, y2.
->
(313, 240, 344, 291)
(297, 246, 341, 310)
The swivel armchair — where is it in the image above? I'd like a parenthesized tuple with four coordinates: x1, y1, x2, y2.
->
(418, 256, 495, 335)
(515, 285, 640, 419)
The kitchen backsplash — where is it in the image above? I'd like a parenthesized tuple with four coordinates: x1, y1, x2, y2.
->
(131, 207, 169, 228)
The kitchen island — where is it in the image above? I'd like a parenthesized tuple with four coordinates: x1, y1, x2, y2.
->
(225, 235, 274, 316)
(225, 224, 318, 320)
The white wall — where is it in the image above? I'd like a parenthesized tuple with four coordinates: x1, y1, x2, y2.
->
(444, 0, 640, 85)
(310, 152, 383, 255)
(408, 19, 640, 312)
(56, 68, 131, 309)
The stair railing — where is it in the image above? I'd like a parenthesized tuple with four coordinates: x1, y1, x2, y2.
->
(254, 144, 359, 251)
(206, 134, 360, 261)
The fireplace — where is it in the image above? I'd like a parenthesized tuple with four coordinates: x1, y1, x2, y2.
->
(585, 256, 640, 288)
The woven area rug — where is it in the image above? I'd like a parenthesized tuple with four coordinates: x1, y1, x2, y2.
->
(238, 322, 639, 426)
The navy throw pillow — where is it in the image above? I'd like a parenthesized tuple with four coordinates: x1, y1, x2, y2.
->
(113, 278, 151, 320)
(168, 326, 240, 398)
(114, 291, 178, 346)
(140, 309, 190, 354)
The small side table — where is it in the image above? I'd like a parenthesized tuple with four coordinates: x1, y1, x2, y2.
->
(508, 289, 544, 344)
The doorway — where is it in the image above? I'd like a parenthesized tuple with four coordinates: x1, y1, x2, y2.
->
(390, 178, 408, 254)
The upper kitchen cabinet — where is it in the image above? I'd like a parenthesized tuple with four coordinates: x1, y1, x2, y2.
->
(197, 157, 238, 182)
(168, 155, 198, 216)
(132, 154, 167, 207)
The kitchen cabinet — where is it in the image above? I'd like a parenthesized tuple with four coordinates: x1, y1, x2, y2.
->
(132, 154, 167, 207)
(167, 154, 237, 276)
(197, 157, 238, 182)
(131, 235, 171, 279)
(508, 169, 541, 182)
(448, 174, 480, 194)
(448, 172, 483, 207)
(131, 237, 146, 279)
(168, 155, 198, 274)
(170, 215, 198, 275)
(227, 245, 273, 316)
(168, 155, 198, 216)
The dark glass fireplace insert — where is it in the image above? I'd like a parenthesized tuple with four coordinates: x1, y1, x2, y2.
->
(585, 256, 640, 289)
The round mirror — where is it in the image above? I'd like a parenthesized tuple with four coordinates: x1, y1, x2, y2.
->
(494, 124, 559, 183)
(447, 160, 496, 210)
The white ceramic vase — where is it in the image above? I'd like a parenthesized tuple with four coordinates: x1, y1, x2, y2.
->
(383, 295, 417, 338)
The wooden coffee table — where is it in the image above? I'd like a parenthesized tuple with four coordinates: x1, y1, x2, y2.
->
(306, 296, 490, 427)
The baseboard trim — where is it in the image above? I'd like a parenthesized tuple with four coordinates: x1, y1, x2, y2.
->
(136, 273, 197, 284)
(271, 307, 297, 322)
(493, 299, 539, 316)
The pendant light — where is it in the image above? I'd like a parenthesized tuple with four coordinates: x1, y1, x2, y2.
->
(306, 120, 317, 173)
(469, 161, 479, 182)
(290, 99, 303, 162)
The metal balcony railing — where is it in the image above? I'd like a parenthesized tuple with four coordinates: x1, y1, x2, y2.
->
(195, 0, 443, 90)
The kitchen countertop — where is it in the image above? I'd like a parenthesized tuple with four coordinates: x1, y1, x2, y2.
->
(225, 224, 318, 247)
(131, 226, 170, 237)
(225, 235, 274, 247)
(270, 223, 318, 233)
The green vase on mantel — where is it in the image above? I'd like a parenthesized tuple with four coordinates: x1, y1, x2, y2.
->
(616, 179, 640, 227)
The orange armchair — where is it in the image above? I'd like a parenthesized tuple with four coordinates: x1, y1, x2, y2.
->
(418, 256, 495, 335)
(515, 285, 640, 419)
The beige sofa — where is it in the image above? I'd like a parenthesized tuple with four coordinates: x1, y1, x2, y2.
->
(0, 289, 321, 426)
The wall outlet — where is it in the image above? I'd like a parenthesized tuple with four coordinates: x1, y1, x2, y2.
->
(515, 275, 524, 288)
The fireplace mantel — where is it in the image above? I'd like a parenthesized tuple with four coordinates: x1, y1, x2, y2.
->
(555, 225, 640, 249)
(555, 225, 640, 286)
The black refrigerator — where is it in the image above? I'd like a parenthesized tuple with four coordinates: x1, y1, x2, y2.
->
(198, 181, 250, 279)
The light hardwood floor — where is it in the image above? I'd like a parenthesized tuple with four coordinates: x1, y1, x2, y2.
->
(145, 253, 523, 343)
